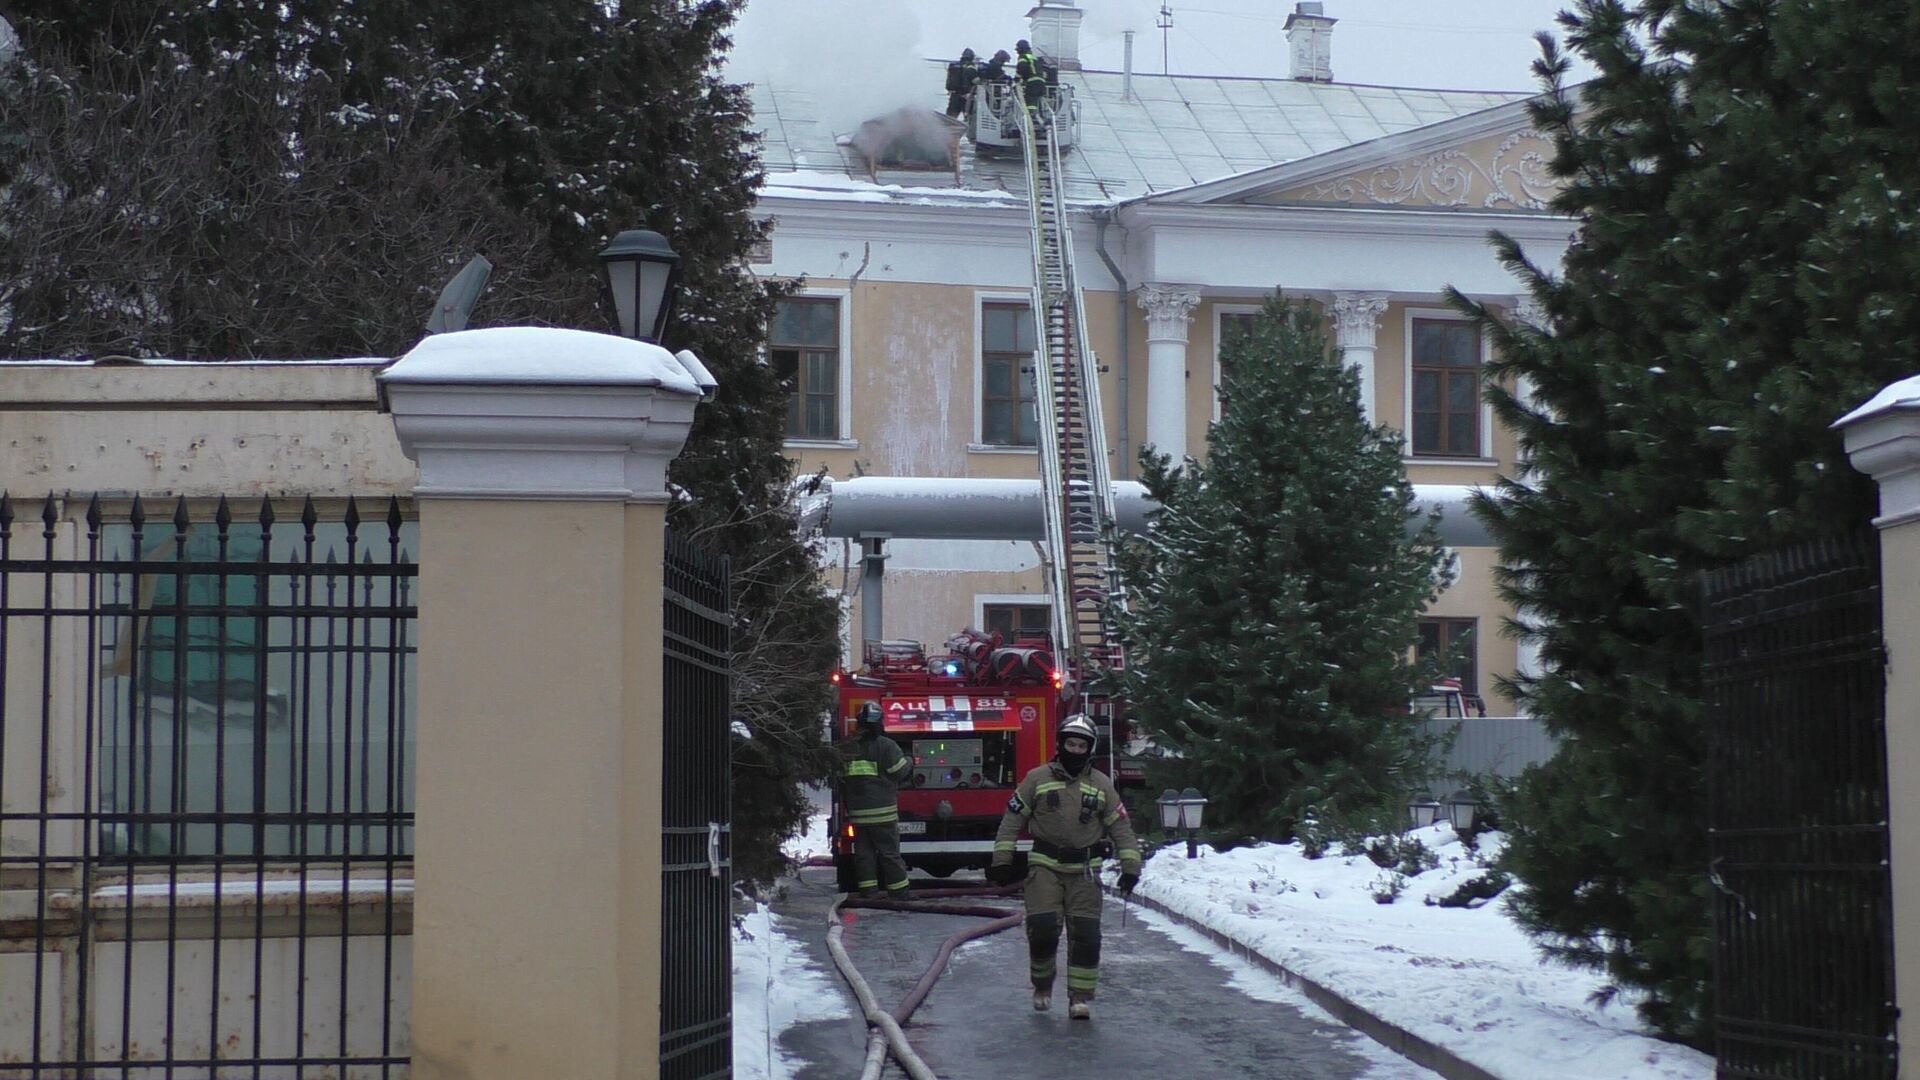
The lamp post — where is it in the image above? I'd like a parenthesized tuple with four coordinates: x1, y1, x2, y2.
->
(598, 228, 680, 343)
(1405, 800, 1443, 830)
(1444, 792, 1479, 834)
(1178, 787, 1208, 859)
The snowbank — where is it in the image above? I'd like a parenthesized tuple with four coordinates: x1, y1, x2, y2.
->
(1115, 825, 1712, 1080)
(732, 901, 850, 1080)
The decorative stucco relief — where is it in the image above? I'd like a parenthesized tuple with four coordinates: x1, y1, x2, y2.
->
(1277, 130, 1558, 211)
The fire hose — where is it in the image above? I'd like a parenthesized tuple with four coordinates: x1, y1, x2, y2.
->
(823, 882, 1025, 1080)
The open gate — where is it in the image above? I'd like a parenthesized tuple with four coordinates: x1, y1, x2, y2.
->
(659, 529, 733, 1079)
(1703, 530, 1895, 1079)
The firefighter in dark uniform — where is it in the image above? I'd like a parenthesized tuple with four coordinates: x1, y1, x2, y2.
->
(987, 714, 1141, 1020)
(945, 48, 980, 118)
(839, 702, 914, 899)
(980, 48, 1011, 84)
(1015, 39, 1048, 121)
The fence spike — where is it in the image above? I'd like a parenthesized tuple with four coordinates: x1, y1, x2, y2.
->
(41, 493, 58, 538)
(343, 496, 361, 536)
(0, 492, 13, 535)
(84, 494, 102, 536)
(128, 493, 145, 530)
(259, 498, 276, 530)
(385, 496, 403, 539)
(172, 495, 191, 533)
(300, 495, 318, 537)
(215, 494, 232, 534)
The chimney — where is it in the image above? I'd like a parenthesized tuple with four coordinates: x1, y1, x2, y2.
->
(1027, 1, 1083, 71)
(1284, 2, 1335, 83)
(1122, 29, 1135, 101)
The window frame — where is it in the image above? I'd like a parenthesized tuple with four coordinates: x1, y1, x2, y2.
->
(1417, 616, 1479, 698)
(974, 593, 1052, 644)
(1211, 303, 1263, 423)
(971, 293, 1041, 453)
(1402, 306, 1492, 461)
(772, 289, 856, 449)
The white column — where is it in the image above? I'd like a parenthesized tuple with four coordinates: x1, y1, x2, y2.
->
(1330, 292, 1388, 423)
(1137, 284, 1199, 460)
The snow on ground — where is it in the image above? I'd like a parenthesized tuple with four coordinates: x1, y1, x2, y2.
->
(732, 901, 850, 1080)
(1111, 825, 1714, 1080)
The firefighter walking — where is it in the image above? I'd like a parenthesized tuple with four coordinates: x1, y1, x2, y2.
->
(987, 714, 1141, 1020)
(838, 703, 915, 900)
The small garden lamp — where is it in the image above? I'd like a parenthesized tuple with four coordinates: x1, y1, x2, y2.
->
(1444, 792, 1479, 833)
(1156, 788, 1181, 834)
(598, 228, 680, 343)
(1178, 786, 1208, 860)
(1406, 800, 1443, 830)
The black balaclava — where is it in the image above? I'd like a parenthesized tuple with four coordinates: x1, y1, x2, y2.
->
(1056, 741, 1091, 775)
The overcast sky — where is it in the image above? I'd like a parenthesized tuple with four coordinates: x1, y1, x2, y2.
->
(728, 1, 1595, 96)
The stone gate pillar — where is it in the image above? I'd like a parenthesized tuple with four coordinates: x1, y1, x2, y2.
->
(380, 327, 707, 1080)
(1837, 374, 1920, 1065)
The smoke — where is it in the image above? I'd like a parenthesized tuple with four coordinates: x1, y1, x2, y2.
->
(728, 0, 943, 140)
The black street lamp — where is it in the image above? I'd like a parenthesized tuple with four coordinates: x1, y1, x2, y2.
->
(598, 228, 680, 343)
(1444, 791, 1479, 833)
(1155, 787, 1207, 859)
(1406, 800, 1443, 830)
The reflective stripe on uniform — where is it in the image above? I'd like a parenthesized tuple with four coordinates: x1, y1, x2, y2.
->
(1067, 965, 1099, 990)
(848, 806, 899, 824)
(844, 760, 879, 777)
(1115, 848, 1140, 863)
(1079, 782, 1105, 801)
(1028, 851, 1103, 873)
(886, 878, 912, 892)
(1102, 810, 1124, 826)
(1035, 780, 1067, 795)
(886, 755, 910, 775)
(858, 879, 879, 889)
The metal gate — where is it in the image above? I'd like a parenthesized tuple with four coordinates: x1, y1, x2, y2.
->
(659, 529, 732, 1079)
(1703, 530, 1895, 1079)
(0, 492, 415, 1077)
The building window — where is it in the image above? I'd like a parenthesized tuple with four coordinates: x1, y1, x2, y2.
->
(1417, 617, 1478, 696)
(981, 302, 1038, 447)
(983, 603, 1050, 643)
(1410, 318, 1481, 457)
(771, 297, 840, 440)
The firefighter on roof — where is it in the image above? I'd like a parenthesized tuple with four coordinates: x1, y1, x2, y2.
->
(1015, 39, 1048, 121)
(838, 702, 914, 899)
(987, 713, 1141, 1020)
(945, 48, 980, 119)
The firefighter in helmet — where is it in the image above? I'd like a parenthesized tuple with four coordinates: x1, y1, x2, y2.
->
(838, 702, 914, 899)
(1015, 39, 1048, 121)
(945, 47, 980, 119)
(987, 713, 1141, 1020)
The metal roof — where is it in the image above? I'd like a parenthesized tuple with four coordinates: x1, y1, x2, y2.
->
(750, 62, 1528, 205)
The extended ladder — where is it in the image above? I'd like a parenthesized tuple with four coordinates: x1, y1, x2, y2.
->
(1013, 99, 1128, 710)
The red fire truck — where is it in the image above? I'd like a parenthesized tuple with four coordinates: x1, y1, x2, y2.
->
(829, 631, 1069, 889)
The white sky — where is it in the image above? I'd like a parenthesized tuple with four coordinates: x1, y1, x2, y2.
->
(729, 1, 1595, 96)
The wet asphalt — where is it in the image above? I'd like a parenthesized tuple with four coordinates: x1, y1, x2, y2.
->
(770, 865, 1427, 1079)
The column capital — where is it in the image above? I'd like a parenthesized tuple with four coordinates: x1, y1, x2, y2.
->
(1137, 284, 1200, 341)
(380, 327, 709, 503)
(1837, 375, 1920, 528)
(1329, 292, 1390, 351)
(1506, 294, 1550, 332)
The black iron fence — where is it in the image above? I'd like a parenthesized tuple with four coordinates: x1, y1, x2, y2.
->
(1704, 530, 1895, 1079)
(0, 492, 415, 1077)
(658, 529, 732, 1080)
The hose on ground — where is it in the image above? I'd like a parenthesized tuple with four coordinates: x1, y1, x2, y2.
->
(824, 880, 1025, 1080)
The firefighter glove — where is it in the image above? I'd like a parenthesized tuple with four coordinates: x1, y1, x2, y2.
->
(985, 862, 1022, 886)
(1116, 872, 1140, 895)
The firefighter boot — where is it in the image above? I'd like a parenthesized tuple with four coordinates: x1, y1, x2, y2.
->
(1032, 988, 1052, 1012)
(1068, 991, 1093, 1021)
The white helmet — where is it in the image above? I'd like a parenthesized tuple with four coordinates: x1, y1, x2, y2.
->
(1058, 713, 1097, 745)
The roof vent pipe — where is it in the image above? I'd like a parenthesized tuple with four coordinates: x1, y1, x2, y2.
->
(1284, 2, 1335, 83)
(1122, 29, 1135, 101)
(1027, 1, 1083, 71)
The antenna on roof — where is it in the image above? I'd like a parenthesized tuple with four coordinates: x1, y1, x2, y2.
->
(1155, 3, 1173, 75)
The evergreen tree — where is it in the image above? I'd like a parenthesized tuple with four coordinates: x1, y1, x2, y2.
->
(1, 0, 838, 887)
(1448, 0, 1920, 1043)
(1113, 296, 1452, 844)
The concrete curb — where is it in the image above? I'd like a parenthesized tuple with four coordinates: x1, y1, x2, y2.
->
(1103, 884, 1502, 1080)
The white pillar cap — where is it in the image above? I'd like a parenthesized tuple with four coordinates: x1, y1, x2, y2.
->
(1836, 373, 1920, 528)
(380, 327, 709, 503)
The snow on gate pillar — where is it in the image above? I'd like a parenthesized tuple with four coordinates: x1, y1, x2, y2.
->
(380, 327, 706, 1080)
(1837, 373, 1920, 1066)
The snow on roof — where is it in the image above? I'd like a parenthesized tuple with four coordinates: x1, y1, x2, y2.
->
(751, 62, 1528, 205)
(1835, 373, 1920, 427)
(383, 326, 701, 396)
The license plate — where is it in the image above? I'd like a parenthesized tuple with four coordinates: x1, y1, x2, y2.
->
(897, 821, 926, 834)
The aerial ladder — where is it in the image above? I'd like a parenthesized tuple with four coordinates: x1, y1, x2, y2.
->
(1012, 97, 1130, 765)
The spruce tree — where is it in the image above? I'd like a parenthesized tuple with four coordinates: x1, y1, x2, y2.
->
(2, 1, 838, 888)
(1448, 0, 1920, 1043)
(1113, 296, 1452, 844)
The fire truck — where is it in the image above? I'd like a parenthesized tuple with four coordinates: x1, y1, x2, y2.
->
(829, 631, 1084, 889)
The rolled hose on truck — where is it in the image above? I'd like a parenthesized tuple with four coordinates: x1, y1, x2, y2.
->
(825, 883, 1025, 1080)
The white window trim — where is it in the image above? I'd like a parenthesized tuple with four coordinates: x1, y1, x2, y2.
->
(974, 291, 1038, 449)
(1402, 305, 1494, 462)
(1211, 302, 1263, 424)
(973, 592, 1052, 632)
(777, 286, 854, 448)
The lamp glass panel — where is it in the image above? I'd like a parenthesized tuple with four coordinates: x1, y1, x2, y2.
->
(605, 260, 639, 338)
(636, 260, 673, 340)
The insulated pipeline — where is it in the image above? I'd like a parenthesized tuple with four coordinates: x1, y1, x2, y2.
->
(823, 881, 1024, 1080)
